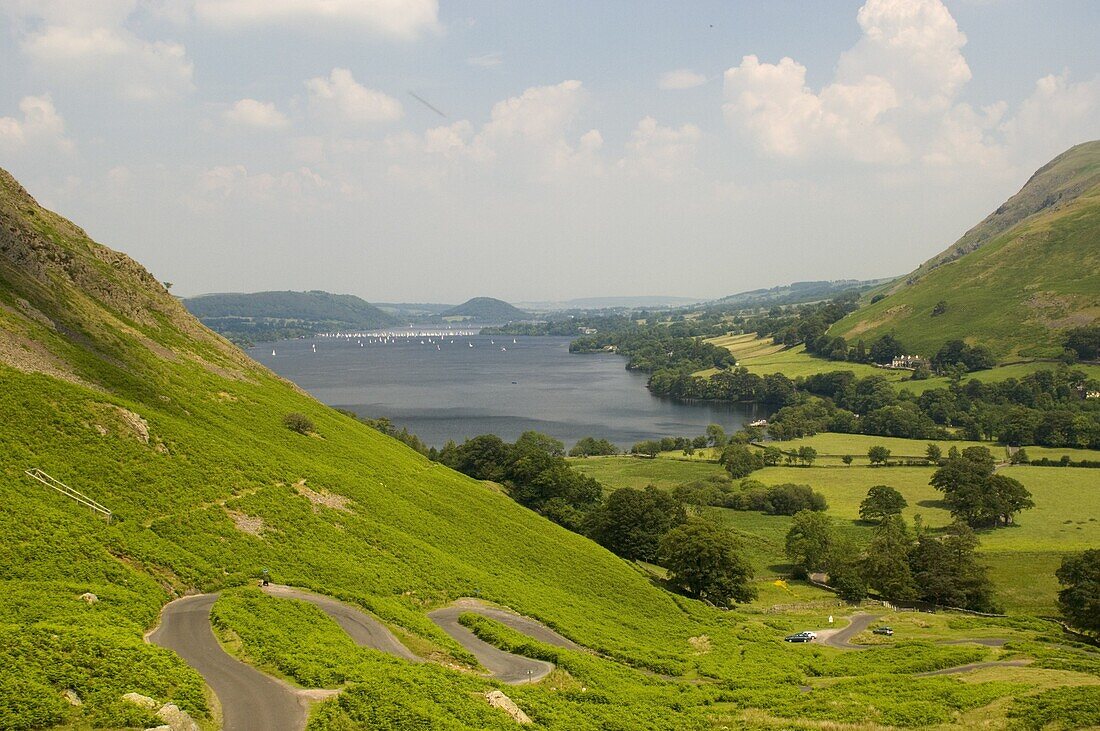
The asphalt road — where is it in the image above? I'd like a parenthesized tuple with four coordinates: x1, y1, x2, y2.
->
(149, 594, 308, 731)
(261, 585, 422, 662)
(428, 600, 562, 684)
(814, 612, 878, 649)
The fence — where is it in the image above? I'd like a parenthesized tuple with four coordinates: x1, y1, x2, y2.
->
(24, 468, 113, 524)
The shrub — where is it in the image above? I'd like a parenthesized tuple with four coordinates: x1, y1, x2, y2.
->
(283, 412, 314, 435)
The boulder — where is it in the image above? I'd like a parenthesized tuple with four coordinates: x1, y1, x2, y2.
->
(61, 689, 82, 706)
(79, 592, 98, 604)
(156, 703, 200, 731)
(121, 692, 158, 710)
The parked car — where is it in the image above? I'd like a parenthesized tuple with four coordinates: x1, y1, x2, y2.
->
(784, 631, 817, 643)
(872, 627, 894, 636)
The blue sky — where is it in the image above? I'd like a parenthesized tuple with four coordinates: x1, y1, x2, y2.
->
(1, 0, 1098, 302)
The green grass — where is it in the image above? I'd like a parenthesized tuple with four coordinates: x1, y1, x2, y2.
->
(702, 334, 1100, 393)
(571, 452, 1100, 614)
(568, 455, 727, 490)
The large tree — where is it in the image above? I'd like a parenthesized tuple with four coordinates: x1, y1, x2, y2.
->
(859, 485, 908, 523)
(784, 510, 834, 576)
(930, 447, 1033, 527)
(861, 515, 916, 600)
(908, 523, 998, 613)
(720, 444, 764, 479)
(1056, 550, 1100, 634)
(585, 486, 686, 563)
(660, 520, 756, 605)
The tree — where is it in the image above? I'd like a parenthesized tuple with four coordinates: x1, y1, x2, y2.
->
(861, 515, 916, 600)
(925, 443, 942, 464)
(705, 423, 727, 448)
(867, 445, 891, 466)
(841, 455, 854, 467)
(796, 446, 817, 466)
(859, 485, 908, 522)
(585, 486, 686, 562)
(720, 444, 764, 479)
(908, 523, 998, 612)
(761, 446, 783, 466)
(569, 437, 619, 457)
(869, 334, 905, 364)
(931, 300, 947, 317)
(283, 412, 314, 435)
(930, 447, 1033, 527)
(660, 520, 756, 605)
(1056, 550, 1100, 634)
(440, 434, 511, 481)
(784, 510, 834, 576)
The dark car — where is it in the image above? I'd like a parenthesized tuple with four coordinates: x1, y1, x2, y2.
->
(784, 631, 817, 643)
(872, 627, 894, 636)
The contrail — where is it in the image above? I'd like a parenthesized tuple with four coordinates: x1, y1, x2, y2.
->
(408, 92, 447, 118)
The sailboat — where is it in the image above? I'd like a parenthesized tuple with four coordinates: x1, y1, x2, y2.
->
(501, 346, 507, 351)
(468, 342, 474, 348)
(513, 338, 517, 344)
(271, 348, 276, 356)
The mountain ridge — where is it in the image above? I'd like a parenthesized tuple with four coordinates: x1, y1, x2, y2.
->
(830, 141, 1100, 360)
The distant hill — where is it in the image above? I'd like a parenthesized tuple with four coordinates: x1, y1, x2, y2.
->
(831, 141, 1100, 360)
(184, 290, 400, 342)
(440, 296, 528, 321)
(714, 278, 894, 309)
(514, 296, 702, 311)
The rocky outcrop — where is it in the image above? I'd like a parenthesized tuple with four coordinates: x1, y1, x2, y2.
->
(485, 690, 532, 724)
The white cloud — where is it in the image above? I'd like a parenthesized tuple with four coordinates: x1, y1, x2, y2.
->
(0, 95, 74, 153)
(722, 0, 979, 165)
(468, 52, 503, 68)
(724, 54, 907, 163)
(619, 117, 700, 181)
(195, 165, 329, 208)
(225, 99, 290, 130)
(306, 68, 403, 124)
(4, 0, 194, 101)
(1002, 72, 1100, 163)
(658, 69, 706, 90)
(194, 0, 440, 39)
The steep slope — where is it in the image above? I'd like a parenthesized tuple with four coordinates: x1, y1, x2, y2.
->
(831, 141, 1100, 360)
(441, 296, 528, 321)
(0, 169, 717, 728)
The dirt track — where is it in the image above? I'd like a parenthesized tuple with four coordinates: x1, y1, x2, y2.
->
(149, 594, 310, 731)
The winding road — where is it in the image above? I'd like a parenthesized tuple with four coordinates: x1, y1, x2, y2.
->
(149, 594, 309, 731)
(261, 585, 422, 662)
(149, 589, 575, 730)
(428, 599, 577, 684)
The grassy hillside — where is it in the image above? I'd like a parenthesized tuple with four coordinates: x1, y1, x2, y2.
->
(2, 167, 1098, 729)
(183, 290, 400, 342)
(831, 141, 1100, 360)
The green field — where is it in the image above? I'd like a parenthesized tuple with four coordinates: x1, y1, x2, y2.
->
(573, 453, 1100, 614)
(702, 333, 1100, 393)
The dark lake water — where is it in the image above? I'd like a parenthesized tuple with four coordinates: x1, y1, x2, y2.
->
(251, 334, 769, 448)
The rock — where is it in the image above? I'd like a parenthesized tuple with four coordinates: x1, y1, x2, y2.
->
(121, 692, 158, 710)
(79, 592, 98, 604)
(147, 726, 172, 731)
(61, 689, 82, 706)
(485, 690, 532, 725)
(156, 703, 200, 731)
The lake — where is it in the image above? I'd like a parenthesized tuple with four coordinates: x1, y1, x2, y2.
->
(251, 334, 769, 448)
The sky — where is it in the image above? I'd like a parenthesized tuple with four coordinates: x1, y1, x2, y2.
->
(1, 1, 1098, 303)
